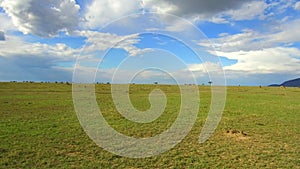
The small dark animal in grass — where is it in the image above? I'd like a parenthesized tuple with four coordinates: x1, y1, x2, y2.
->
(226, 129, 248, 136)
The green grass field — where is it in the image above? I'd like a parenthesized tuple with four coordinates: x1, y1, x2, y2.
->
(0, 82, 299, 168)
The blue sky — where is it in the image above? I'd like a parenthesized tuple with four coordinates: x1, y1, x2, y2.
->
(0, 0, 299, 85)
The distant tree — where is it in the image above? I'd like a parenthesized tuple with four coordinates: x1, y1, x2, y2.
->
(154, 82, 158, 85)
(208, 81, 212, 86)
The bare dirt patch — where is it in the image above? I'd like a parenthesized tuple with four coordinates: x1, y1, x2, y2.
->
(225, 129, 250, 140)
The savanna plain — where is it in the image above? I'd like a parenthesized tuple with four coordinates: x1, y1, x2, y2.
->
(0, 82, 299, 168)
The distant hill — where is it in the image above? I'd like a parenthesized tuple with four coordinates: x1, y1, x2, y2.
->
(269, 78, 300, 87)
(269, 84, 281, 87)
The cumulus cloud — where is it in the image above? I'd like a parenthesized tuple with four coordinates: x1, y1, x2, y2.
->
(76, 30, 151, 56)
(84, 0, 141, 29)
(199, 29, 269, 52)
(83, 0, 266, 28)
(143, 0, 254, 17)
(164, 19, 194, 32)
(0, 34, 79, 81)
(184, 62, 225, 85)
(270, 19, 300, 44)
(219, 1, 267, 21)
(0, 36, 80, 65)
(187, 62, 223, 73)
(0, 13, 15, 31)
(143, 0, 268, 23)
(199, 19, 300, 52)
(268, 0, 297, 14)
(183, 47, 300, 85)
(217, 47, 300, 74)
(0, 36, 79, 59)
(212, 1, 267, 23)
(0, 0, 80, 37)
(197, 17, 300, 81)
(295, 1, 300, 10)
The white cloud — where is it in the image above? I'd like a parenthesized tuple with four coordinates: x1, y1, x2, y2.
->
(0, 35, 79, 61)
(0, 13, 15, 31)
(76, 30, 151, 56)
(295, 1, 300, 10)
(222, 1, 267, 21)
(268, 0, 297, 14)
(188, 62, 222, 73)
(184, 62, 225, 85)
(84, 0, 141, 29)
(206, 1, 267, 23)
(0, 35, 80, 81)
(197, 17, 300, 81)
(199, 19, 300, 52)
(164, 19, 193, 32)
(208, 16, 229, 24)
(0, 0, 80, 37)
(143, 0, 297, 25)
(142, 0, 177, 14)
(199, 29, 267, 52)
(269, 19, 300, 44)
(216, 47, 300, 74)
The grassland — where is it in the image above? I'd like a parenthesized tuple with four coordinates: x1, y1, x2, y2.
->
(0, 82, 299, 168)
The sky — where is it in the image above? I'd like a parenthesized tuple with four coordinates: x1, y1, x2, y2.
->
(0, 0, 299, 86)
